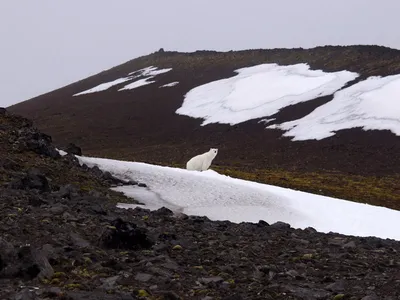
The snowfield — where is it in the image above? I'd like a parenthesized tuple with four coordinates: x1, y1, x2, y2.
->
(269, 74, 400, 140)
(77, 155, 400, 241)
(176, 63, 359, 125)
(73, 66, 172, 96)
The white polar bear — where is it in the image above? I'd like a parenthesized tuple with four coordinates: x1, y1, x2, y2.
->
(186, 148, 218, 171)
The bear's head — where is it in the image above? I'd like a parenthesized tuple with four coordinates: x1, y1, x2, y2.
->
(209, 148, 218, 158)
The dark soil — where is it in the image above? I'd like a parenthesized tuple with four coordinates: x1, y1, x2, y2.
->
(1, 110, 400, 300)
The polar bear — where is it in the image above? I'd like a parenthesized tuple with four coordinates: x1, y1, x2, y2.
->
(186, 148, 218, 171)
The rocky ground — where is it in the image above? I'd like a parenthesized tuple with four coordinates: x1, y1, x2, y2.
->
(1, 108, 400, 300)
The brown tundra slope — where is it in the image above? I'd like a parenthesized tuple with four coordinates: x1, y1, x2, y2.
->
(8, 45, 400, 209)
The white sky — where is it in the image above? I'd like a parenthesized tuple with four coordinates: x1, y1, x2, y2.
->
(1, 0, 400, 107)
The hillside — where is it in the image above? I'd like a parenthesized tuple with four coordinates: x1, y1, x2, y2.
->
(1, 108, 400, 299)
(8, 45, 400, 209)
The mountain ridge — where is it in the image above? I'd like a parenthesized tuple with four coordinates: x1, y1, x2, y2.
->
(8, 44, 400, 209)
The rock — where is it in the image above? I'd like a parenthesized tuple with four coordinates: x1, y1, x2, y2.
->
(199, 276, 224, 284)
(14, 288, 37, 300)
(284, 285, 331, 299)
(270, 221, 291, 229)
(0, 107, 6, 115)
(160, 291, 180, 300)
(24, 132, 60, 158)
(28, 195, 47, 207)
(57, 184, 78, 199)
(0, 158, 21, 170)
(19, 168, 50, 192)
(42, 287, 62, 297)
(343, 241, 357, 249)
(361, 295, 380, 300)
(65, 143, 82, 156)
(48, 204, 69, 215)
(134, 272, 153, 282)
(100, 275, 120, 290)
(90, 166, 103, 177)
(69, 232, 90, 248)
(102, 218, 154, 250)
(102, 171, 128, 186)
(153, 207, 174, 217)
(329, 238, 347, 247)
(326, 280, 346, 292)
(285, 269, 303, 279)
(222, 294, 244, 300)
(43, 287, 62, 297)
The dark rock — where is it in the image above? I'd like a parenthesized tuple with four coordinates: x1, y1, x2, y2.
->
(48, 203, 69, 215)
(328, 238, 348, 246)
(57, 184, 78, 199)
(14, 168, 50, 192)
(284, 285, 331, 299)
(102, 171, 128, 185)
(361, 295, 380, 300)
(14, 288, 37, 300)
(0, 158, 21, 171)
(24, 132, 60, 158)
(43, 287, 62, 297)
(13, 246, 54, 280)
(270, 221, 291, 229)
(0, 107, 6, 115)
(160, 291, 181, 300)
(28, 195, 47, 207)
(343, 241, 357, 249)
(199, 276, 224, 284)
(154, 207, 174, 216)
(100, 275, 120, 290)
(134, 272, 153, 282)
(222, 294, 244, 300)
(326, 280, 346, 292)
(138, 183, 147, 187)
(65, 143, 82, 156)
(257, 220, 269, 226)
(69, 232, 90, 248)
(90, 166, 103, 177)
(102, 218, 154, 250)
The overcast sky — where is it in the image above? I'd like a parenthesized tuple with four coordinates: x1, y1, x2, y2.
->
(1, 0, 400, 107)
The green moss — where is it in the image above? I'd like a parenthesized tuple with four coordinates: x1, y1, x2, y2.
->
(53, 272, 66, 278)
(137, 289, 150, 297)
(64, 283, 82, 290)
(210, 166, 400, 211)
(172, 245, 183, 250)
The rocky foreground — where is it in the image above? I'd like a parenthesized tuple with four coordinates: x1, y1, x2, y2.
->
(1, 108, 400, 300)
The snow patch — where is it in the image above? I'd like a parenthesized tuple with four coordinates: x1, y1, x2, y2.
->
(268, 74, 400, 140)
(175, 63, 359, 126)
(73, 66, 172, 96)
(160, 81, 179, 88)
(118, 78, 156, 91)
(77, 155, 400, 241)
(73, 78, 133, 96)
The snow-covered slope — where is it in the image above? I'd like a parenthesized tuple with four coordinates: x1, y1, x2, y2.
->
(77, 155, 400, 241)
(268, 74, 400, 140)
(176, 63, 359, 125)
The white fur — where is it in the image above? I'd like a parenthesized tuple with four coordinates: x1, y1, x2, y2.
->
(186, 148, 218, 171)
